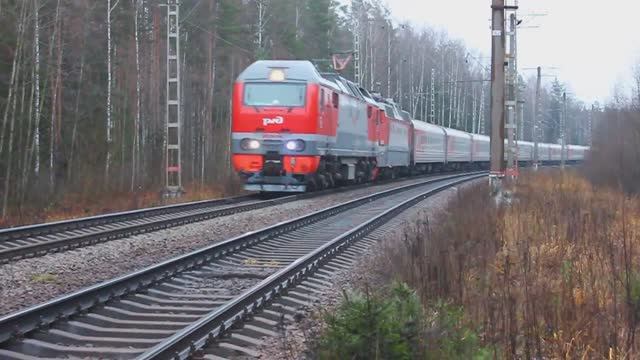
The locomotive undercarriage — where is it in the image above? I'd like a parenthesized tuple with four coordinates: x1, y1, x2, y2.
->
(305, 156, 377, 191)
(241, 154, 379, 193)
(243, 153, 503, 194)
(244, 155, 493, 193)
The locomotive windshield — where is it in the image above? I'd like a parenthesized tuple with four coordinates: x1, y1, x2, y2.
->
(244, 83, 306, 107)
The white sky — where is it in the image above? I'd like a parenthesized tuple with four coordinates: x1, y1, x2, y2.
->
(381, 0, 640, 104)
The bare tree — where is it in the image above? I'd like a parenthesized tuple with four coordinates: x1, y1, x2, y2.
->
(294, 0, 301, 40)
(49, 0, 62, 191)
(254, 0, 269, 57)
(106, 0, 120, 186)
(2, 1, 28, 216)
(132, 0, 142, 191)
(33, 0, 41, 176)
(68, 8, 88, 183)
(413, 48, 425, 117)
(21, 31, 36, 201)
(633, 62, 640, 109)
(202, 0, 218, 187)
(0, 2, 27, 155)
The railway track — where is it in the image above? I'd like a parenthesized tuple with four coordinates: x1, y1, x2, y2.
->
(0, 171, 472, 264)
(0, 195, 281, 264)
(0, 171, 484, 359)
(189, 184, 447, 360)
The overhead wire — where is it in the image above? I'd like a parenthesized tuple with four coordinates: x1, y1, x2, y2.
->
(179, 0, 205, 25)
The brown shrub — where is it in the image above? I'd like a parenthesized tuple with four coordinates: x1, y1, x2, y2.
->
(380, 171, 640, 359)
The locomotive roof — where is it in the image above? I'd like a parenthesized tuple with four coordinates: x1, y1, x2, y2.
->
(443, 127, 473, 138)
(237, 60, 339, 89)
(237, 60, 396, 110)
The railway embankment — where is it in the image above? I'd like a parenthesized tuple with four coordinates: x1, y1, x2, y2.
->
(0, 175, 451, 316)
(267, 170, 640, 359)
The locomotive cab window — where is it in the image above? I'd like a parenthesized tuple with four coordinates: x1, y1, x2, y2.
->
(384, 105, 396, 119)
(244, 83, 306, 107)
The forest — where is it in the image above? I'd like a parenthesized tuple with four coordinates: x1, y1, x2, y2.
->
(0, 0, 593, 224)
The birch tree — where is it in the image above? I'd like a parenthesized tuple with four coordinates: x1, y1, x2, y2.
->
(413, 49, 425, 117)
(2, 1, 28, 216)
(633, 63, 640, 109)
(132, 0, 142, 191)
(33, 0, 41, 176)
(49, 0, 62, 191)
(0, 2, 27, 157)
(202, 0, 218, 187)
(254, 0, 269, 58)
(21, 33, 36, 200)
(106, 0, 120, 186)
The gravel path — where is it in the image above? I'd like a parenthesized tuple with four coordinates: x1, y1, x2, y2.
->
(0, 175, 460, 316)
(257, 179, 484, 360)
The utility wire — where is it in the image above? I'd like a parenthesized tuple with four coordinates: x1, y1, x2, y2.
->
(179, 0, 204, 25)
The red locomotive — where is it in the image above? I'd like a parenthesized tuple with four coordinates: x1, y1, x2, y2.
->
(231, 60, 396, 192)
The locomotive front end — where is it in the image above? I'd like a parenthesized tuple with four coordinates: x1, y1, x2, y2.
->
(231, 61, 323, 192)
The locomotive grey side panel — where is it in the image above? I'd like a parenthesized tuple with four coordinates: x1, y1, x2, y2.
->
(323, 93, 376, 158)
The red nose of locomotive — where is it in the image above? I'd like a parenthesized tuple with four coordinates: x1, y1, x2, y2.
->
(230, 61, 323, 192)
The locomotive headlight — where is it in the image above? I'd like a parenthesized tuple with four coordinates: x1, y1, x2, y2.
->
(285, 139, 305, 151)
(240, 138, 260, 150)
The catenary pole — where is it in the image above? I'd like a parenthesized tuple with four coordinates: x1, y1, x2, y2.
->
(489, 0, 506, 191)
(165, 0, 183, 196)
(561, 91, 566, 168)
(505, 12, 518, 178)
(533, 66, 541, 168)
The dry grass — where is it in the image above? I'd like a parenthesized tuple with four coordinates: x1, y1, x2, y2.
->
(0, 178, 243, 228)
(380, 170, 640, 359)
(29, 273, 58, 283)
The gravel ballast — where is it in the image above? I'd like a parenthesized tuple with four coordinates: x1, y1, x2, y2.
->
(0, 175, 463, 316)
(257, 179, 484, 359)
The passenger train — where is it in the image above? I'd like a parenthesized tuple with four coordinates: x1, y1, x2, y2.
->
(231, 60, 589, 192)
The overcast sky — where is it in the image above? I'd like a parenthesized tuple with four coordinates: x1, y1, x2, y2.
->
(381, 0, 640, 104)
